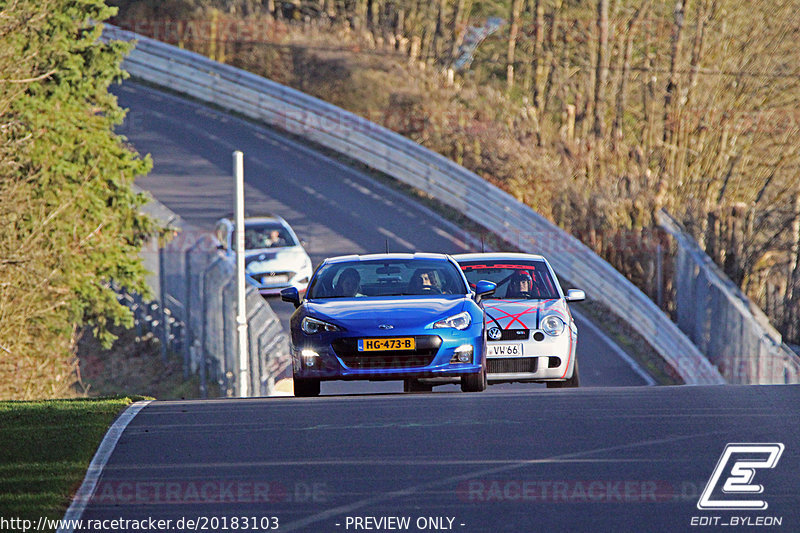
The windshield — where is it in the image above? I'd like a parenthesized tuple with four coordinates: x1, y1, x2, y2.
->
(307, 259, 467, 298)
(243, 222, 297, 249)
(459, 260, 559, 300)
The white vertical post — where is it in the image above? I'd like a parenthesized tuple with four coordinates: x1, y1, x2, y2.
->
(234, 151, 249, 397)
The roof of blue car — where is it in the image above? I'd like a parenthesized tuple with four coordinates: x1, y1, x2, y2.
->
(323, 252, 452, 264)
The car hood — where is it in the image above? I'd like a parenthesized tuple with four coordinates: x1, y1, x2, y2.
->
(245, 246, 308, 274)
(306, 297, 467, 329)
(482, 298, 569, 330)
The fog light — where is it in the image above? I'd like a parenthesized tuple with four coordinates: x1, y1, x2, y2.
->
(452, 344, 473, 364)
(301, 349, 319, 368)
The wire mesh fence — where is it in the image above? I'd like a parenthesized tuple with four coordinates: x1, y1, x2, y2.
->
(659, 211, 800, 384)
(121, 193, 290, 397)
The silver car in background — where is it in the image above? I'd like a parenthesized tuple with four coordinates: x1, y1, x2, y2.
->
(213, 215, 313, 296)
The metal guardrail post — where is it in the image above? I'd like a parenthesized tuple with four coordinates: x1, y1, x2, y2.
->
(183, 245, 192, 379)
(158, 244, 169, 362)
(199, 259, 209, 398)
(233, 150, 249, 398)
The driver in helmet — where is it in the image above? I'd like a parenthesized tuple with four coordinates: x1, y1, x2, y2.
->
(506, 270, 533, 298)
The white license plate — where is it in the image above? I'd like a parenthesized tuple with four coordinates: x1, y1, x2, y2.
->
(261, 275, 289, 284)
(488, 344, 523, 356)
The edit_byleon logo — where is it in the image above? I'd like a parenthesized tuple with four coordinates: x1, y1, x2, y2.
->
(697, 443, 785, 511)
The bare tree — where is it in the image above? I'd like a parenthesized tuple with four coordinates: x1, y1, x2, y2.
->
(541, 0, 564, 116)
(612, 0, 650, 150)
(662, 0, 688, 176)
(531, 0, 545, 109)
(449, 0, 466, 63)
(432, 0, 448, 59)
(592, 0, 610, 138)
(786, 192, 800, 340)
(506, 0, 524, 90)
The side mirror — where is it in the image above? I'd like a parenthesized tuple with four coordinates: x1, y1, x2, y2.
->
(474, 280, 496, 304)
(565, 289, 585, 302)
(281, 287, 301, 308)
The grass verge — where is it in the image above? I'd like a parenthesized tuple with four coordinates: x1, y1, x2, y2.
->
(0, 396, 149, 528)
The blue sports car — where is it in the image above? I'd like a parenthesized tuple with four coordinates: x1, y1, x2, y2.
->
(281, 253, 496, 397)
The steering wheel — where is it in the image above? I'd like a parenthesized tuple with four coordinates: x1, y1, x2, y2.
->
(420, 286, 443, 294)
(507, 291, 532, 299)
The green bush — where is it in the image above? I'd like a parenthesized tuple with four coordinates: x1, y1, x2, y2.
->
(0, 0, 157, 399)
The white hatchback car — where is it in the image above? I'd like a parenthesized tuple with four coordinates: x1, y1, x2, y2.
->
(454, 253, 585, 387)
(213, 215, 313, 296)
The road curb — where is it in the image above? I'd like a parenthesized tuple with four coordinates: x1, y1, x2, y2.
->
(57, 400, 152, 533)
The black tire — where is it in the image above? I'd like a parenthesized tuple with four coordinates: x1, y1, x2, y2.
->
(294, 378, 320, 397)
(461, 364, 487, 393)
(403, 379, 433, 393)
(546, 358, 580, 388)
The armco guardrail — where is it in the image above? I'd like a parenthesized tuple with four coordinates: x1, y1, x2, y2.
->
(135, 189, 290, 396)
(103, 25, 724, 385)
(659, 211, 800, 384)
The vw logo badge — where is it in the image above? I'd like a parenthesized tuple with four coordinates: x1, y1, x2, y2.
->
(488, 327, 502, 340)
(378, 324, 394, 330)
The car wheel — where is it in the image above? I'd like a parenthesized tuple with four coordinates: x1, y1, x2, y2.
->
(461, 364, 487, 393)
(403, 379, 433, 393)
(294, 378, 320, 397)
(546, 358, 580, 388)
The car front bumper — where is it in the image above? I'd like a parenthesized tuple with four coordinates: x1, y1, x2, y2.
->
(292, 332, 485, 381)
(486, 327, 577, 383)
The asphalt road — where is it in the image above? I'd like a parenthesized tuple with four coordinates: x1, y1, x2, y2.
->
(77, 386, 800, 532)
(73, 82, 800, 533)
(113, 82, 651, 392)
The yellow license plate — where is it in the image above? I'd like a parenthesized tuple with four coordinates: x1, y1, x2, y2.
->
(358, 337, 416, 351)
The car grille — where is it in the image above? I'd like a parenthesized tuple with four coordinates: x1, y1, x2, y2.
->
(258, 271, 295, 284)
(332, 335, 442, 369)
(488, 357, 538, 374)
(489, 329, 530, 341)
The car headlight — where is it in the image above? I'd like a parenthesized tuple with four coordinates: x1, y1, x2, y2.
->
(541, 315, 565, 336)
(433, 311, 471, 331)
(301, 316, 340, 335)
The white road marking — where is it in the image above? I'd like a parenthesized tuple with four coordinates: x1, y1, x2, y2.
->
(377, 226, 416, 250)
(278, 426, 744, 531)
(57, 400, 152, 533)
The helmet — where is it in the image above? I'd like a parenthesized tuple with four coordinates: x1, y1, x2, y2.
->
(507, 270, 533, 298)
(510, 270, 532, 284)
